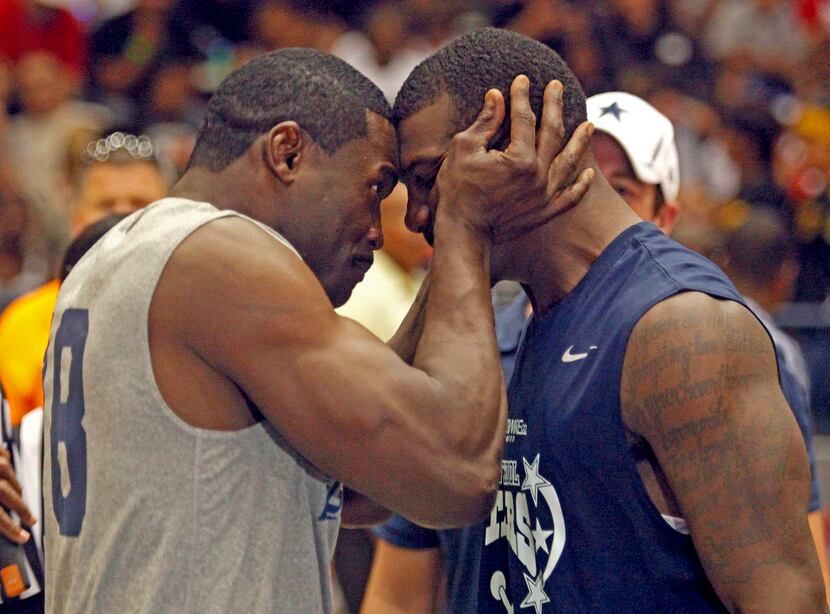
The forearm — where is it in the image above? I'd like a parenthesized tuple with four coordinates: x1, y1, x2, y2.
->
(387, 272, 430, 365)
(412, 210, 504, 456)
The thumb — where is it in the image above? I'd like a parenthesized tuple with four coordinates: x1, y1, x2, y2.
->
(464, 89, 505, 151)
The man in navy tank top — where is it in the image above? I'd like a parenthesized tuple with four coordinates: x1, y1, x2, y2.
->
(391, 28, 826, 612)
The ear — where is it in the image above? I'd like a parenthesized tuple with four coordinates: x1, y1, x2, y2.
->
(657, 200, 680, 236)
(262, 121, 307, 185)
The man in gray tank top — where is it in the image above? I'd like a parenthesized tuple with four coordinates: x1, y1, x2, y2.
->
(42, 49, 595, 612)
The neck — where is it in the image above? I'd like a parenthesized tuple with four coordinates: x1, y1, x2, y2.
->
(507, 172, 642, 316)
(170, 161, 272, 225)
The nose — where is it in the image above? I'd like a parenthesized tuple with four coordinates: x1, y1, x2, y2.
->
(404, 192, 431, 234)
(367, 225, 383, 251)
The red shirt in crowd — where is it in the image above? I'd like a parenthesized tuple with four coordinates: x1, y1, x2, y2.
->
(0, 0, 87, 74)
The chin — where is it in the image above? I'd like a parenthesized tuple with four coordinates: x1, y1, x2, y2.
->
(330, 288, 352, 308)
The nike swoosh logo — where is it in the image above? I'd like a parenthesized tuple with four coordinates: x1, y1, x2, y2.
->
(562, 345, 598, 363)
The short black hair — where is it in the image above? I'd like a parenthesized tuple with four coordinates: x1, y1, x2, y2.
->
(188, 48, 392, 171)
(394, 28, 587, 144)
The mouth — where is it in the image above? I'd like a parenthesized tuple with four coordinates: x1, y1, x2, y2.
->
(352, 253, 374, 272)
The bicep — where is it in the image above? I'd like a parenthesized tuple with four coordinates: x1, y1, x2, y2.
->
(622, 293, 823, 611)
(174, 219, 457, 518)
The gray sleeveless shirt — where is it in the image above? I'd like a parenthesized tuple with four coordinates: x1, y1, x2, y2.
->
(43, 198, 342, 613)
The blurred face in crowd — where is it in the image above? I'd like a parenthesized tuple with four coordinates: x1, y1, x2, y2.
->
(15, 51, 71, 116)
(72, 161, 167, 234)
(591, 131, 678, 234)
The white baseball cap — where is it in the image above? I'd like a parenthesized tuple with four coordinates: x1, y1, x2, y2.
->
(586, 91, 680, 202)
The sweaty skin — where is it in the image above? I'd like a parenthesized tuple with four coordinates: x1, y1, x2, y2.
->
(153, 77, 594, 527)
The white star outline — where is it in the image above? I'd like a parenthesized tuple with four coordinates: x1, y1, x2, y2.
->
(520, 571, 551, 614)
(488, 453, 567, 612)
(522, 453, 551, 506)
(532, 519, 553, 554)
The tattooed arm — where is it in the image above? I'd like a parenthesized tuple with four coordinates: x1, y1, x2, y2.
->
(621, 292, 826, 613)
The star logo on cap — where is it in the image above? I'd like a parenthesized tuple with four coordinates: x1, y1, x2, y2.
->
(599, 101, 627, 121)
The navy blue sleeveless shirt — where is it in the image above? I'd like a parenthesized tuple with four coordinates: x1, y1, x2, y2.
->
(477, 222, 747, 613)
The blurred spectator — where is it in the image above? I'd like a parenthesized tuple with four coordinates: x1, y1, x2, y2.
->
(0, 0, 87, 79)
(142, 60, 204, 174)
(0, 132, 167, 426)
(702, 0, 811, 79)
(7, 51, 107, 261)
(332, 1, 434, 102)
(88, 0, 181, 125)
(592, 0, 709, 90)
(771, 117, 830, 301)
(252, 0, 346, 51)
(168, 0, 258, 53)
(0, 191, 46, 312)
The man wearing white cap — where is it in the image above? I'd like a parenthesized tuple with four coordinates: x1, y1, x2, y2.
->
(587, 91, 680, 234)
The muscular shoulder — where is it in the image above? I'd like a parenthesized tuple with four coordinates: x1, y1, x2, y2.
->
(152, 216, 335, 350)
(621, 291, 778, 438)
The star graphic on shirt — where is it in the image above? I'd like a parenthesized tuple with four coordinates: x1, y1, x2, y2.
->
(599, 101, 626, 121)
(532, 518, 553, 554)
(522, 454, 551, 506)
(521, 571, 551, 614)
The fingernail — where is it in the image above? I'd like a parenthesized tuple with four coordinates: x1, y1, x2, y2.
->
(587, 122, 595, 137)
(18, 529, 29, 543)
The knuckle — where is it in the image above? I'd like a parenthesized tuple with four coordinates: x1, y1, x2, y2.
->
(515, 108, 535, 125)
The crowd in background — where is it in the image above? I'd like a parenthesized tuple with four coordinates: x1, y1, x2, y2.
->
(0, 0, 829, 414)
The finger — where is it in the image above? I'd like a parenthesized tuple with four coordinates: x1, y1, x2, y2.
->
(461, 89, 506, 151)
(0, 448, 9, 460)
(0, 457, 22, 495)
(548, 121, 594, 188)
(551, 167, 595, 216)
(536, 80, 565, 170)
(0, 507, 29, 544)
(506, 75, 536, 156)
(0, 481, 35, 527)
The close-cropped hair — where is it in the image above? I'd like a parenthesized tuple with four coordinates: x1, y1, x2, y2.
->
(394, 28, 587, 146)
(188, 48, 392, 171)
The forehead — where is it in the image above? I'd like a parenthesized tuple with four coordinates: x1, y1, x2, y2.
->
(333, 112, 399, 170)
(592, 131, 638, 181)
(81, 162, 165, 197)
(397, 95, 456, 172)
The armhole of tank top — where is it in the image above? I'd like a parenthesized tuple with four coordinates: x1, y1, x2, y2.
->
(140, 211, 294, 442)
